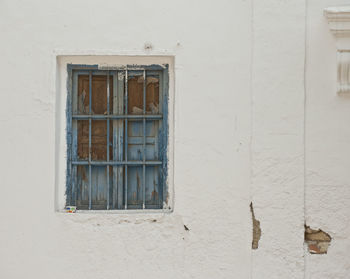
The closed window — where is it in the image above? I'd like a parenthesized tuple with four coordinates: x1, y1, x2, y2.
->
(66, 65, 169, 210)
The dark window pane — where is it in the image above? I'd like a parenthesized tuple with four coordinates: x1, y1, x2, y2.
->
(77, 75, 89, 114)
(112, 165, 123, 209)
(70, 68, 165, 211)
(146, 121, 159, 161)
(75, 165, 89, 209)
(145, 166, 162, 208)
(77, 120, 89, 160)
(91, 75, 113, 115)
(146, 76, 159, 114)
(128, 76, 144, 114)
(91, 120, 113, 161)
(75, 166, 112, 210)
(127, 120, 143, 161)
(77, 74, 113, 114)
(127, 166, 143, 209)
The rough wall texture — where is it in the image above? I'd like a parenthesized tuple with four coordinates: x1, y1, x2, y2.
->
(0, 0, 350, 278)
(0, 0, 252, 278)
(305, 0, 350, 278)
(251, 1, 306, 278)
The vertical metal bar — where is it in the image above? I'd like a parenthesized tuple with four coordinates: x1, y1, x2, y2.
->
(161, 70, 168, 209)
(106, 71, 110, 210)
(71, 72, 78, 206)
(124, 69, 128, 209)
(67, 69, 73, 207)
(115, 71, 124, 209)
(142, 70, 146, 209)
(88, 71, 92, 210)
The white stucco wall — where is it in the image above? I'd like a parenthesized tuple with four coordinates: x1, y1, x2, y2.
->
(0, 0, 349, 278)
(251, 1, 306, 278)
(0, 1, 252, 278)
(305, 1, 350, 278)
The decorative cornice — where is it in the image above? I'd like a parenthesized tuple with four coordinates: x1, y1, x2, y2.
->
(324, 6, 350, 37)
(324, 7, 350, 94)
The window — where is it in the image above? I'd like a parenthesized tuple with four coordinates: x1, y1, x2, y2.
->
(66, 64, 169, 210)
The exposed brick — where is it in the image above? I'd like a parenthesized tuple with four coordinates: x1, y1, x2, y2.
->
(305, 225, 331, 254)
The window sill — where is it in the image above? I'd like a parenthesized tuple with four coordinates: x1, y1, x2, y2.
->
(57, 208, 173, 214)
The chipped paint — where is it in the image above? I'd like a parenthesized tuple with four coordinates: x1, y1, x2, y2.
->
(305, 225, 332, 254)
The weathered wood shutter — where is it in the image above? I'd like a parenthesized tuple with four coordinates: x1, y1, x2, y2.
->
(67, 66, 168, 210)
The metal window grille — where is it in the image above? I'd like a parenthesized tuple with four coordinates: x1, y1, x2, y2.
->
(66, 65, 169, 210)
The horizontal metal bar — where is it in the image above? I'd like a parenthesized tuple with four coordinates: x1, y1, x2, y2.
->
(72, 161, 162, 166)
(73, 70, 160, 78)
(128, 137, 155, 145)
(73, 70, 114, 76)
(70, 65, 166, 71)
(72, 114, 162, 120)
(67, 64, 98, 71)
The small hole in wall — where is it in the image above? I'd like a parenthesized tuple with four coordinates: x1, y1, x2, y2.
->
(144, 42, 153, 51)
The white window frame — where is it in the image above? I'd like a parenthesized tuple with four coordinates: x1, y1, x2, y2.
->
(54, 55, 174, 213)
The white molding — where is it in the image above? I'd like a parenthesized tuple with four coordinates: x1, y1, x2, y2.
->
(324, 6, 350, 37)
(325, 7, 350, 94)
(337, 50, 350, 94)
(54, 55, 175, 212)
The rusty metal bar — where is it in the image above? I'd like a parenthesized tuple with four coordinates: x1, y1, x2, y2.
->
(72, 114, 162, 120)
(72, 161, 162, 166)
(124, 69, 128, 209)
(142, 70, 146, 209)
(106, 71, 110, 210)
(70, 65, 164, 72)
(88, 71, 92, 210)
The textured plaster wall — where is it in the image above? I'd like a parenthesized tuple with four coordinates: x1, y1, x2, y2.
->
(305, 1, 350, 278)
(251, 1, 306, 279)
(1, 0, 350, 278)
(0, 0, 252, 279)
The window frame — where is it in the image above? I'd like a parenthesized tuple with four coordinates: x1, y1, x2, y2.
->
(65, 64, 170, 211)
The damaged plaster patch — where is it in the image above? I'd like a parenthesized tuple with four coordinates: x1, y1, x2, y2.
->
(305, 225, 332, 254)
(250, 202, 261, 249)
